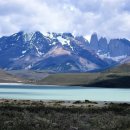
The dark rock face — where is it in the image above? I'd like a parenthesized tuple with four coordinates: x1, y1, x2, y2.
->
(98, 37, 108, 54)
(0, 31, 129, 72)
(90, 33, 99, 51)
(108, 39, 130, 57)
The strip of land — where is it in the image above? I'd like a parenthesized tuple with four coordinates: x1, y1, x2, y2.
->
(0, 63, 130, 88)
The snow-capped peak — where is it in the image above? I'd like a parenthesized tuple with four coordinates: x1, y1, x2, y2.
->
(43, 32, 54, 39)
(57, 36, 70, 45)
(23, 32, 35, 42)
(0, 31, 130, 72)
(84, 35, 91, 42)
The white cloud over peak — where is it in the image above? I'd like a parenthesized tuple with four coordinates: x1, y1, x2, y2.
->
(0, 0, 130, 39)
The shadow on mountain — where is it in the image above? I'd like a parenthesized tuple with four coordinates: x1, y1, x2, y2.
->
(84, 76, 130, 88)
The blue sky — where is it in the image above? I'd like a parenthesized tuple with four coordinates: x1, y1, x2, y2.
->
(0, 0, 130, 39)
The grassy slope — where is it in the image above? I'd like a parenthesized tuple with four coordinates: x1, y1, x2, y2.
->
(37, 73, 101, 86)
(37, 64, 130, 88)
(0, 69, 28, 83)
(7, 70, 49, 80)
(0, 63, 130, 87)
(105, 63, 130, 73)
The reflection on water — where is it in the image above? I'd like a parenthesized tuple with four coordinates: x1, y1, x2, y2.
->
(0, 85, 130, 102)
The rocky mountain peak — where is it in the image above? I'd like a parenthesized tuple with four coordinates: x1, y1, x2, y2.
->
(0, 31, 129, 72)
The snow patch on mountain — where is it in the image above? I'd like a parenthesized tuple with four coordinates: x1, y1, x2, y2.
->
(110, 55, 127, 62)
(44, 32, 54, 39)
(34, 45, 44, 56)
(23, 32, 34, 42)
(25, 65, 32, 70)
(22, 50, 27, 54)
(97, 51, 127, 62)
(57, 36, 70, 45)
(52, 42, 57, 45)
(84, 35, 91, 42)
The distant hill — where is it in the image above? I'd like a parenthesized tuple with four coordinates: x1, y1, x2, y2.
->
(0, 70, 27, 83)
(36, 73, 101, 86)
(0, 63, 130, 87)
(105, 63, 130, 73)
(36, 63, 130, 88)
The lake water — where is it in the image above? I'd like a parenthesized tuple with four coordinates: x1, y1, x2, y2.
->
(0, 84, 130, 102)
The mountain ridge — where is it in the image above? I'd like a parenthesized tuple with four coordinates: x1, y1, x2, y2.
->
(0, 31, 130, 72)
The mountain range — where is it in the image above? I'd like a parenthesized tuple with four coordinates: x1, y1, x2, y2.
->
(0, 31, 130, 72)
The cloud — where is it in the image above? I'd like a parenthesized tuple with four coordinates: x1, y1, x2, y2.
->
(0, 0, 130, 39)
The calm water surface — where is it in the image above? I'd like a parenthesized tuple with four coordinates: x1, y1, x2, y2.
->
(0, 85, 130, 102)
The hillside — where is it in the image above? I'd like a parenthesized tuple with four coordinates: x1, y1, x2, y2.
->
(0, 70, 28, 83)
(105, 63, 130, 73)
(36, 63, 130, 88)
(7, 70, 49, 80)
(0, 63, 130, 88)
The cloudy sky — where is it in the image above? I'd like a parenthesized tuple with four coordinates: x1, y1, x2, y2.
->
(0, 0, 130, 40)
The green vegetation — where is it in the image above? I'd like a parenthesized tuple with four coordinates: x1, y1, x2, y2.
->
(0, 99, 130, 130)
(105, 63, 130, 73)
(37, 73, 101, 86)
(32, 63, 130, 87)
(36, 72, 130, 88)
(0, 63, 130, 88)
(73, 100, 97, 104)
(0, 70, 27, 83)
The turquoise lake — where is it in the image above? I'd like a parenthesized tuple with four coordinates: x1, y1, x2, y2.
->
(0, 85, 130, 102)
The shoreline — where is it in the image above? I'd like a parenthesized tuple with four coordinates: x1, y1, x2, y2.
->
(0, 82, 130, 89)
(0, 98, 130, 102)
(0, 98, 130, 106)
(0, 83, 25, 85)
